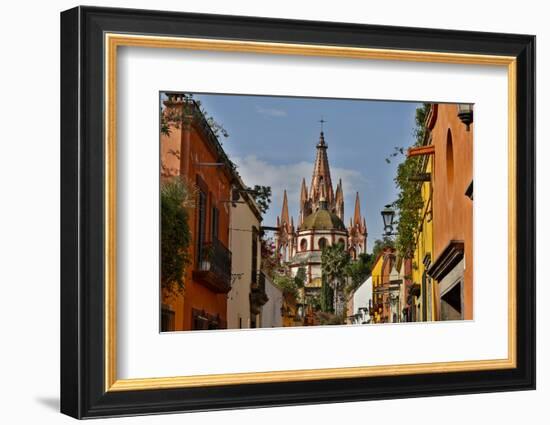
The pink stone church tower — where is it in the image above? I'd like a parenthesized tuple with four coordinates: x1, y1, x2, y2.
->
(275, 130, 368, 293)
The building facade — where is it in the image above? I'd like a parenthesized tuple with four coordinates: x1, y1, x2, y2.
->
(427, 103, 473, 320)
(407, 136, 436, 322)
(260, 275, 284, 328)
(348, 276, 373, 324)
(371, 247, 402, 323)
(227, 185, 265, 329)
(407, 103, 474, 321)
(161, 94, 235, 331)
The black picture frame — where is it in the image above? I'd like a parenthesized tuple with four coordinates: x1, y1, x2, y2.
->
(61, 5, 535, 419)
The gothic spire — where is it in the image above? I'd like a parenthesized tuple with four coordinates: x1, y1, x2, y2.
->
(320, 180, 327, 201)
(281, 189, 290, 226)
(300, 178, 308, 203)
(353, 192, 362, 226)
(335, 179, 341, 199)
(309, 131, 334, 209)
(335, 179, 344, 220)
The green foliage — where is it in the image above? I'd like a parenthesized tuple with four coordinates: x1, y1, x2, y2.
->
(345, 253, 373, 295)
(250, 185, 272, 215)
(305, 294, 321, 311)
(294, 264, 307, 288)
(320, 274, 334, 313)
(315, 311, 345, 326)
(160, 107, 171, 136)
(369, 237, 395, 267)
(161, 177, 194, 295)
(160, 93, 229, 139)
(273, 273, 299, 299)
(386, 103, 430, 258)
(321, 243, 351, 291)
(205, 115, 229, 139)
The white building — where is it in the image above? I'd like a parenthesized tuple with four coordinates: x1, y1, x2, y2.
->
(260, 275, 283, 328)
(388, 264, 402, 323)
(349, 276, 373, 324)
(227, 187, 265, 329)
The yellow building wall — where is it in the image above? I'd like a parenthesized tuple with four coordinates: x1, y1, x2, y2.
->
(411, 155, 437, 321)
(370, 254, 384, 324)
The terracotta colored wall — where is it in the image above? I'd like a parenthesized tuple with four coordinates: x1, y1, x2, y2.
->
(161, 103, 232, 330)
(431, 104, 474, 320)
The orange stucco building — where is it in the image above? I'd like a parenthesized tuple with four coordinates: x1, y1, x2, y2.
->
(425, 103, 474, 320)
(161, 94, 236, 331)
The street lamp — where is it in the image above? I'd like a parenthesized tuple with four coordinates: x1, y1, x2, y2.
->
(457, 104, 474, 131)
(381, 204, 396, 236)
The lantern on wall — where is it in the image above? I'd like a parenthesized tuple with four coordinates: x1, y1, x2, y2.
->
(381, 204, 395, 236)
(457, 103, 474, 131)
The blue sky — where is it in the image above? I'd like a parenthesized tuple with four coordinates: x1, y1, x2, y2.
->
(188, 93, 421, 252)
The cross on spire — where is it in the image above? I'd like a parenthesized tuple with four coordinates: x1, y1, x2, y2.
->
(319, 117, 327, 132)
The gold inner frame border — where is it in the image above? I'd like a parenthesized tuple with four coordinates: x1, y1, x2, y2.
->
(104, 33, 517, 392)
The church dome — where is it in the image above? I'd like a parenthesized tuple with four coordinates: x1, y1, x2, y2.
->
(299, 209, 346, 231)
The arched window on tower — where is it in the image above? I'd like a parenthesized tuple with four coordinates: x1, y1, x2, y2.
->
(338, 238, 346, 248)
(318, 237, 327, 250)
(300, 238, 308, 252)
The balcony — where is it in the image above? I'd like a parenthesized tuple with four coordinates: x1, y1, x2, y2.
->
(192, 239, 232, 294)
(250, 271, 269, 315)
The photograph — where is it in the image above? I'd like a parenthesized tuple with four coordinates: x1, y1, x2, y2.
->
(159, 92, 474, 332)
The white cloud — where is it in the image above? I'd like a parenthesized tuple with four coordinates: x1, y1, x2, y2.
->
(255, 106, 288, 117)
(232, 155, 367, 227)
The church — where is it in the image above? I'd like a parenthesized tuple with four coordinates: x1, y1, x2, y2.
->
(275, 130, 368, 296)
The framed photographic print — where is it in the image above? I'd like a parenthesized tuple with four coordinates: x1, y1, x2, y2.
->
(60, 6, 536, 419)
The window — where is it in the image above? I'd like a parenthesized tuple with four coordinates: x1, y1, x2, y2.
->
(197, 189, 207, 263)
(427, 276, 433, 320)
(441, 279, 463, 321)
(196, 176, 209, 262)
(192, 309, 208, 330)
(421, 271, 428, 321)
(300, 238, 308, 251)
(161, 305, 175, 331)
(338, 238, 346, 247)
(211, 206, 219, 241)
(192, 309, 225, 330)
(318, 237, 327, 250)
(446, 129, 454, 190)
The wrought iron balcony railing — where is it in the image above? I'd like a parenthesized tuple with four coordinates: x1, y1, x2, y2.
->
(193, 238, 232, 294)
(250, 271, 269, 314)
